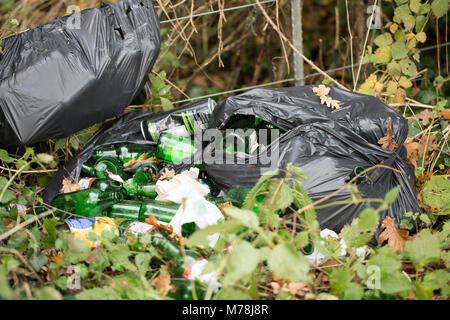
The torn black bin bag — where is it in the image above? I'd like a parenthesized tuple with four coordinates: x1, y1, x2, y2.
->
(0, 0, 160, 146)
(43, 99, 216, 204)
(203, 86, 420, 238)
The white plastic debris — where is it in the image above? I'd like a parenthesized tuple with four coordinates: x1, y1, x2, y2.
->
(155, 168, 223, 240)
(304, 228, 370, 266)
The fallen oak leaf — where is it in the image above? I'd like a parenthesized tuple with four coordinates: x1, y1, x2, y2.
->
(62, 177, 81, 193)
(378, 216, 413, 252)
(378, 121, 399, 151)
(416, 109, 434, 126)
(312, 85, 341, 110)
(159, 168, 176, 180)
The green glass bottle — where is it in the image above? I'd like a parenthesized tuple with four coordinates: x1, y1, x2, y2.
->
(81, 162, 96, 177)
(168, 280, 206, 300)
(78, 178, 124, 193)
(132, 167, 154, 185)
(94, 156, 124, 180)
(140, 200, 196, 236)
(345, 166, 366, 184)
(92, 143, 156, 163)
(52, 189, 124, 218)
(109, 201, 142, 220)
(123, 179, 157, 199)
(156, 132, 199, 163)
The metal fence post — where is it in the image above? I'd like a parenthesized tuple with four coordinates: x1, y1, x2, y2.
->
(291, 0, 304, 85)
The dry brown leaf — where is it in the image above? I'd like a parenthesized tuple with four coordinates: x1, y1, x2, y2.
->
(312, 85, 341, 110)
(123, 153, 153, 169)
(378, 121, 399, 151)
(417, 109, 434, 126)
(404, 137, 419, 170)
(286, 282, 308, 295)
(85, 248, 100, 265)
(62, 177, 81, 193)
(43, 249, 64, 265)
(378, 216, 413, 252)
(395, 88, 406, 104)
(270, 282, 280, 295)
(159, 168, 176, 180)
(151, 272, 175, 297)
(440, 109, 450, 120)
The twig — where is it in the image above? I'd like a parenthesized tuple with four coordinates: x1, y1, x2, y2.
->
(255, 0, 348, 91)
(294, 164, 401, 216)
(353, 0, 378, 91)
(0, 166, 58, 174)
(0, 247, 44, 284)
(0, 210, 53, 242)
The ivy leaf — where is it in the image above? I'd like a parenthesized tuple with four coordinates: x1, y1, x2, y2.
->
(404, 229, 441, 270)
(268, 243, 310, 282)
(431, 0, 449, 18)
(27, 250, 49, 272)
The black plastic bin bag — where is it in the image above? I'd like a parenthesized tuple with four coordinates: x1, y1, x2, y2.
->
(0, 0, 160, 146)
(203, 86, 420, 235)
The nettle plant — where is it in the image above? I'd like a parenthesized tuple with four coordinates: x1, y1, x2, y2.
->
(183, 164, 449, 300)
(360, 0, 449, 104)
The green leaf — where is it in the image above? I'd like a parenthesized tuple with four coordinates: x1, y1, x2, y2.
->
(385, 186, 401, 205)
(329, 267, 351, 296)
(36, 153, 54, 164)
(76, 287, 122, 300)
(367, 247, 412, 295)
(422, 175, 450, 213)
(42, 218, 62, 249)
(263, 180, 293, 212)
(372, 46, 392, 64)
(0, 189, 14, 204)
(295, 231, 309, 250)
(404, 229, 441, 270)
(410, 0, 422, 13)
(224, 207, 259, 230)
(160, 97, 174, 111)
(135, 252, 151, 275)
(186, 218, 244, 248)
(343, 282, 364, 300)
(414, 281, 434, 300)
(399, 58, 418, 77)
(341, 208, 379, 248)
(422, 270, 450, 290)
(415, 15, 427, 32)
(108, 244, 137, 272)
(431, 0, 449, 18)
(214, 287, 251, 300)
(268, 243, 310, 282)
(223, 241, 260, 286)
(387, 61, 402, 77)
(34, 286, 62, 300)
(243, 168, 279, 209)
(374, 33, 393, 48)
(0, 149, 12, 163)
(391, 41, 408, 60)
(27, 250, 49, 272)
